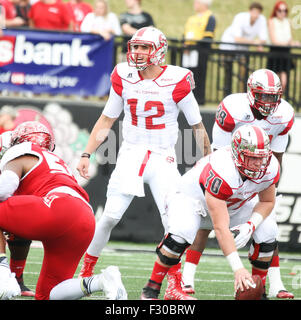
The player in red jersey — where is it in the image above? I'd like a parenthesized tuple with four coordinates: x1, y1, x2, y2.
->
(182, 69, 294, 299)
(0, 107, 35, 296)
(141, 125, 279, 299)
(0, 121, 127, 300)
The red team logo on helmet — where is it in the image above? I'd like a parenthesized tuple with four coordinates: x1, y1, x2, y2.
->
(231, 125, 272, 180)
(127, 27, 168, 70)
(247, 69, 282, 117)
(11, 121, 55, 151)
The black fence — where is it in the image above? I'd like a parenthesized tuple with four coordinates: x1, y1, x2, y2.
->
(114, 36, 301, 111)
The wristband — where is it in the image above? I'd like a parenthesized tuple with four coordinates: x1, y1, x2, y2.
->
(81, 153, 91, 159)
(226, 251, 244, 272)
(0, 254, 8, 265)
(248, 212, 263, 230)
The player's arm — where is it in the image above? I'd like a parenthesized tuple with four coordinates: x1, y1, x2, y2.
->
(252, 183, 276, 220)
(0, 160, 22, 202)
(191, 122, 212, 157)
(82, 114, 118, 156)
(177, 90, 212, 157)
(77, 114, 118, 179)
(206, 191, 235, 256)
(205, 191, 253, 291)
(231, 184, 276, 250)
(77, 84, 123, 179)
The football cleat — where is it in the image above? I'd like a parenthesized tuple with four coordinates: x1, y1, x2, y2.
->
(182, 285, 195, 295)
(276, 290, 294, 299)
(20, 284, 35, 297)
(164, 271, 197, 300)
(17, 276, 35, 297)
(140, 287, 160, 300)
(98, 266, 127, 300)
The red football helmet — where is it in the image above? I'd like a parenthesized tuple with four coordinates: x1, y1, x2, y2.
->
(11, 121, 55, 151)
(127, 26, 168, 70)
(247, 69, 282, 117)
(231, 125, 272, 180)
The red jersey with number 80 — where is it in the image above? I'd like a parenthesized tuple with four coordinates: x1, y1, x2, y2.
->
(0, 142, 89, 201)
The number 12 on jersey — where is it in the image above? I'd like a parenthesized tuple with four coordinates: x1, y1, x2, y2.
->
(128, 99, 166, 130)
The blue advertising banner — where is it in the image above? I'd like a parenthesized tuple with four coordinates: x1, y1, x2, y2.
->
(0, 28, 114, 97)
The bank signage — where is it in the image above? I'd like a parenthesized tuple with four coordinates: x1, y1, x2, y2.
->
(0, 29, 114, 97)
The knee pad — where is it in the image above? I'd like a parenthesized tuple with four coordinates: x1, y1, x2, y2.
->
(156, 233, 190, 266)
(249, 240, 278, 269)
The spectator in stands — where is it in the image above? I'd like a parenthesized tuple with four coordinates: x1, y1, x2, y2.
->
(66, 0, 92, 32)
(14, 0, 31, 27)
(219, 2, 268, 92)
(0, 105, 16, 134)
(182, 0, 216, 105)
(80, 0, 121, 40)
(0, 0, 27, 27)
(220, 2, 268, 51)
(119, 0, 154, 58)
(267, 1, 300, 93)
(28, 0, 72, 31)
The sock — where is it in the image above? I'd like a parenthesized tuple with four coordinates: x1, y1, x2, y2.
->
(149, 261, 170, 285)
(252, 268, 268, 287)
(270, 255, 280, 267)
(168, 262, 181, 275)
(83, 252, 98, 265)
(10, 258, 26, 280)
(182, 250, 202, 287)
(186, 249, 202, 264)
(268, 255, 285, 292)
(50, 274, 103, 300)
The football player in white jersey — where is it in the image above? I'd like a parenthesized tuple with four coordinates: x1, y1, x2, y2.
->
(141, 125, 278, 300)
(77, 26, 211, 300)
(182, 68, 294, 299)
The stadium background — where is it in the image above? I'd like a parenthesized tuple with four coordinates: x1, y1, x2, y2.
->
(1, 0, 301, 250)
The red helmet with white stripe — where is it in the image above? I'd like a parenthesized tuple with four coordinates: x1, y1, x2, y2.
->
(231, 125, 272, 180)
(11, 121, 55, 151)
(127, 26, 168, 70)
(247, 69, 282, 117)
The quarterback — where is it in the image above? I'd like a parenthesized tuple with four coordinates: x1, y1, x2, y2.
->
(77, 26, 211, 300)
(182, 69, 294, 299)
(142, 125, 279, 299)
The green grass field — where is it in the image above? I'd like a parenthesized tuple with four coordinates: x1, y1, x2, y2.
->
(14, 241, 301, 300)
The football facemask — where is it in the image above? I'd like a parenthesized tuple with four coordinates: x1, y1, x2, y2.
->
(231, 125, 272, 180)
(247, 69, 282, 117)
(127, 27, 168, 70)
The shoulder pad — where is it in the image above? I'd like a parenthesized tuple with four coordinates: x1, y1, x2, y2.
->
(112, 62, 141, 84)
(155, 65, 194, 87)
